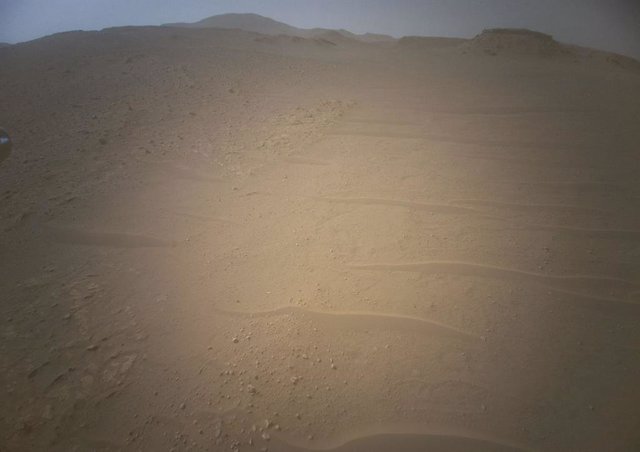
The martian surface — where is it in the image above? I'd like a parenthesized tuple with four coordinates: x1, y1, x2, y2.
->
(1, 16, 639, 452)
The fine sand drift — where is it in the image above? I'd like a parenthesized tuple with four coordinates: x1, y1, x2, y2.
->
(0, 21, 639, 452)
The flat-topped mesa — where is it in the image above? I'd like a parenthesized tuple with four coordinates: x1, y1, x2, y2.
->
(463, 28, 566, 56)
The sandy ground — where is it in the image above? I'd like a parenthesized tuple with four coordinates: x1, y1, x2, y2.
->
(1, 26, 639, 452)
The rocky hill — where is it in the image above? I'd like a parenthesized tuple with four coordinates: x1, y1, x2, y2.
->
(164, 13, 395, 43)
(462, 28, 566, 56)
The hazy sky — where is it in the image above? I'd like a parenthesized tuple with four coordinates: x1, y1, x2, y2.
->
(1, 0, 639, 58)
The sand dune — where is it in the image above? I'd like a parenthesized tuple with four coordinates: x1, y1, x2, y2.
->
(1, 18, 639, 452)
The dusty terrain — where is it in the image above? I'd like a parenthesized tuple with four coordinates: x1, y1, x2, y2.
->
(1, 23, 639, 452)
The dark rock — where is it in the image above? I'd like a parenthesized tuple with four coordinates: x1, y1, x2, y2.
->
(0, 128, 12, 163)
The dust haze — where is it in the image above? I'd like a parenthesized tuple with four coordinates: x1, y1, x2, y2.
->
(1, 6, 639, 452)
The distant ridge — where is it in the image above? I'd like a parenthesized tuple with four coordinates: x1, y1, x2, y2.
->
(164, 13, 300, 36)
(397, 36, 467, 50)
(163, 13, 395, 43)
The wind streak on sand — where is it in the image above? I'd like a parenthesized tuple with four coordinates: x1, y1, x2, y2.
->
(214, 305, 477, 341)
(348, 262, 640, 305)
(313, 196, 481, 215)
(46, 225, 176, 248)
(267, 426, 535, 452)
